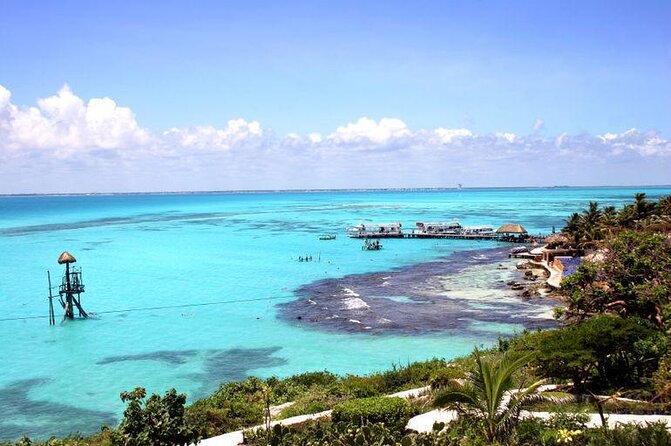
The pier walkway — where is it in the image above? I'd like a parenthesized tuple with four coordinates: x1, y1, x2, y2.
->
(348, 233, 538, 242)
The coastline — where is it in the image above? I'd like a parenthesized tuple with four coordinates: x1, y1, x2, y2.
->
(2, 184, 670, 198)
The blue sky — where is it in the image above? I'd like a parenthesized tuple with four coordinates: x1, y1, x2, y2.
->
(0, 0, 670, 193)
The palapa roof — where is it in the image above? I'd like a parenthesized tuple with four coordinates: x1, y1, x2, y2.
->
(543, 233, 570, 249)
(57, 251, 77, 264)
(495, 224, 527, 234)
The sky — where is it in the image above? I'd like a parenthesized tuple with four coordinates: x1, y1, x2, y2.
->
(0, 0, 670, 193)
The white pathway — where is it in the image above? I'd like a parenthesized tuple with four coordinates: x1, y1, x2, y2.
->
(407, 409, 671, 433)
(197, 410, 332, 446)
(530, 260, 563, 289)
(197, 384, 671, 445)
(196, 388, 434, 446)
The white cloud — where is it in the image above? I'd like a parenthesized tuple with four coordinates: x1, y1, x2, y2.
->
(495, 132, 517, 143)
(0, 84, 669, 193)
(329, 117, 410, 145)
(163, 118, 263, 151)
(0, 85, 152, 156)
(533, 118, 545, 132)
(434, 128, 472, 143)
(308, 132, 322, 144)
(0, 85, 12, 108)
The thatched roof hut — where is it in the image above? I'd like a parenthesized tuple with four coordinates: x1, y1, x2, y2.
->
(544, 233, 570, 249)
(57, 251, 77, 264)
(495, 224, 528, 234)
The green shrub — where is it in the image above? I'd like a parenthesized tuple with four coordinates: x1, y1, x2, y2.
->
(653, 350, 671, 402)
(244, 421, 420, 446)
(513, 315, 667, 391)
(602, 399, 671, 415)
(187, 397, 264, 436)
(515, 418, 555, 446)
(332, 396, 411, 431)
(112, 387, 202, 446)
(341, 374, 385, 398)
(586, 422, 671, 446)
(278, 387, 348, 419)
(0, 431, 115, 446)
(186, 377, 268, 435)
(268, 371, 340, 404)
(429, 366, 466, 390)
(377, 359, 448, 392)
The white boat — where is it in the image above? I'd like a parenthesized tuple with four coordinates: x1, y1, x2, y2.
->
(462, 225, 495, 236)
(347, 222, 403, 238)
(412, 220, 462, 237)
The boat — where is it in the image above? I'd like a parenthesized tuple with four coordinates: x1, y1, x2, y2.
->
(319, 234, 337, 240)
(347, 222, 403, 238)
(412, 220, 462, 237)
(462, 225, 495, 236)
(362, 239, 382, 250)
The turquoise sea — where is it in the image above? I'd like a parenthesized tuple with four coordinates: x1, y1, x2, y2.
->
(1, 186, 670, 440)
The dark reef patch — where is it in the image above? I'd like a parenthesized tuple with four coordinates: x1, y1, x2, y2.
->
(97, 349, 199, 365)
(0, 379, 117, 442)
(229, 217, 345, 235)
(1, 203, 362, 236)
(183, 346, 288, 399)
(1, 348, 288, 440)
(96, 346, 287, 400)
(279, 247, 556, 336)
(1, 212, 245, 236)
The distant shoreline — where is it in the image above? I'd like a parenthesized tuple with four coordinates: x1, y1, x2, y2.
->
(1, 184, 670, 198)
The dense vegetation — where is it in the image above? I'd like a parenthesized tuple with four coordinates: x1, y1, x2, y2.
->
(558, 193, 671, 328)
(4, 193, 670, 445)
(332, 397, 411, 432)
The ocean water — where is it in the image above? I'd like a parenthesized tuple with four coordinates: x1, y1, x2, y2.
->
(0, 186, 669, 440)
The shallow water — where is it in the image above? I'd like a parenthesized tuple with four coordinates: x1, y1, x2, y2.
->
(0, 187, 669, 440)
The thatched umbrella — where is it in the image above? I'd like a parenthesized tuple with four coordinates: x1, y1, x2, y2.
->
(543, 233, 570, 249)
(495, 224, 528, 234)
(57, 251, 77, 264)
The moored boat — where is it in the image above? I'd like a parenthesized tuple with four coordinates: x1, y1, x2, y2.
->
(412, 220, 462, 237)
(362, 239, 382, 250)
(462, 225, 495, 236)
(347, 222, 403, 238)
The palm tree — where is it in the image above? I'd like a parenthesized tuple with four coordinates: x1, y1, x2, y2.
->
(658, 195, 671, 216)
(578, 201, 603, 246)
(634, 192, 655, 221)
(563, 212, 583, 246)
(599, 205, 618, 237)
(433, 349, 569, 443)
(583, 201, 602, 228)
(618, 204, 636, 228)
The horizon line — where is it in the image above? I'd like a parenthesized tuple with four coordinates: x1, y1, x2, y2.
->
(1, 184, 671, 198)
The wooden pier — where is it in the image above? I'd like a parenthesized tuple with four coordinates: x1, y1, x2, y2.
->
(349, 233, 539, 243)
(406, 233, 501, 240)
(347, 222, 537, 243)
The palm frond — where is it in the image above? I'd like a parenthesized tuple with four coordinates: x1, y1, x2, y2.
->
(433, 385, 481, 408)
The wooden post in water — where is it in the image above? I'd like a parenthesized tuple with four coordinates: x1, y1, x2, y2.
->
(47, 270, 55, 326)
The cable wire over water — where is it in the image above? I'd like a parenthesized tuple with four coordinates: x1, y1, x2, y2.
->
(0, 296, 279, 323)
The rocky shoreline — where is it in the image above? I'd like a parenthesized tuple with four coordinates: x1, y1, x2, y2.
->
(506, 259, 563, 301)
